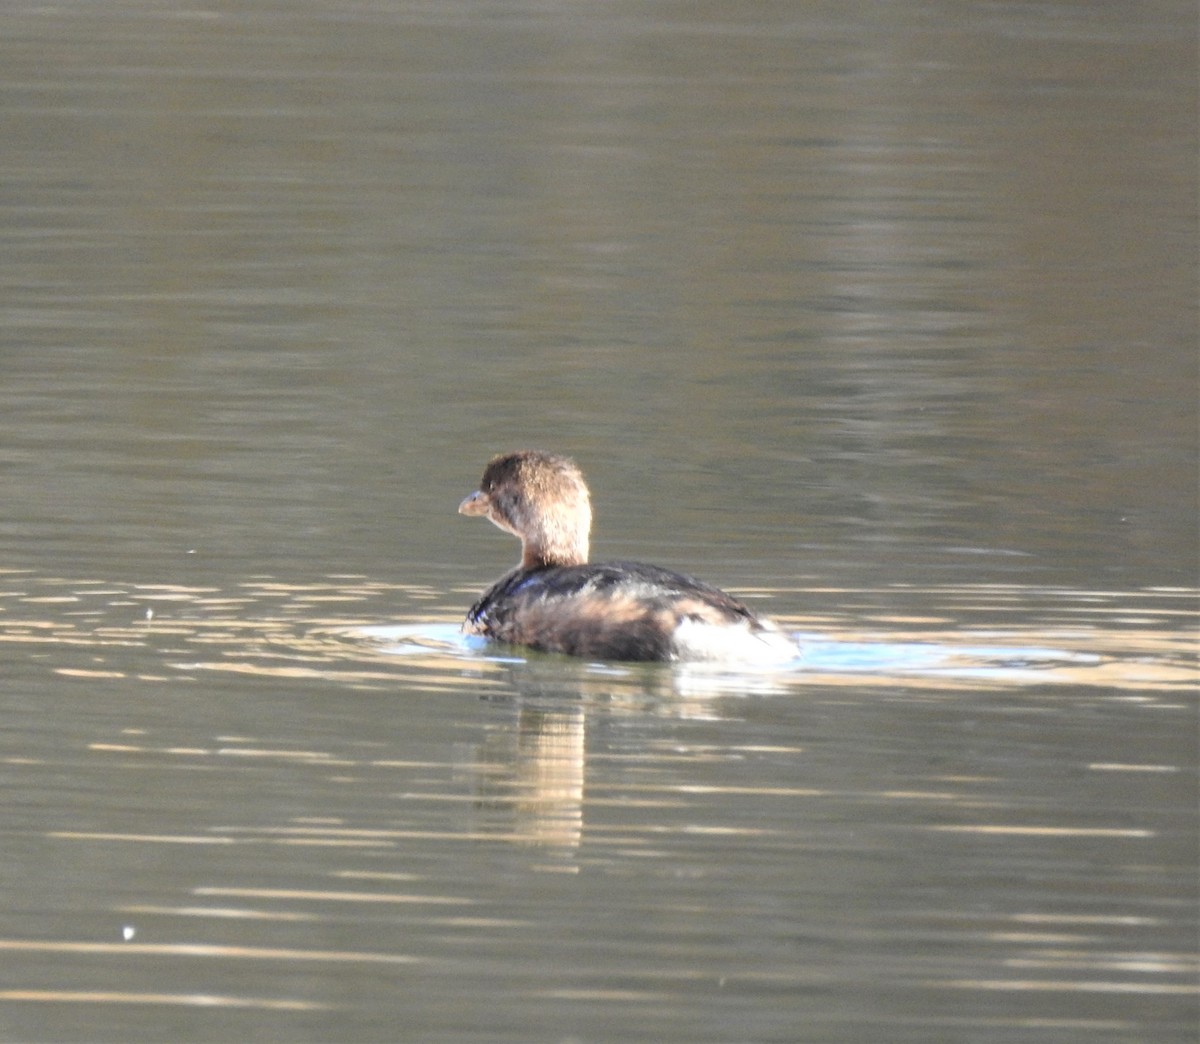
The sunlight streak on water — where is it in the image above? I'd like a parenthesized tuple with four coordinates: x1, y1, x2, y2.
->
(2, 573, 1194, 699)
(0, 990, 329, 1011)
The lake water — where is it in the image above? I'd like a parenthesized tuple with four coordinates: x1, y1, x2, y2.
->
(0, 2, 1196, 1041)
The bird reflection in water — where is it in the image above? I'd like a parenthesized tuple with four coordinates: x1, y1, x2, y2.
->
(465, 706, 585, 858)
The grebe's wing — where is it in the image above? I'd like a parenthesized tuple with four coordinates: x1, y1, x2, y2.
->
(465, 561, 776, 662)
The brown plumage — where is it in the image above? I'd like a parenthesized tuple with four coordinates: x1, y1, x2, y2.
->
(458, 451, 795, 663)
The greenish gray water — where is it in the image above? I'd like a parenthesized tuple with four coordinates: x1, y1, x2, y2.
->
(0, 2, 1195, 1041)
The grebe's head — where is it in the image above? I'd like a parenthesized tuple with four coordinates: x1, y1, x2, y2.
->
(458, 450, 591, 569)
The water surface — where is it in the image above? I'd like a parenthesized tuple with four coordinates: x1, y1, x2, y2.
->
(0, 1, 1195, 1041)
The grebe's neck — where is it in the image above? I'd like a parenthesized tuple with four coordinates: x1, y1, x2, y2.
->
(519, 510, 589, 569)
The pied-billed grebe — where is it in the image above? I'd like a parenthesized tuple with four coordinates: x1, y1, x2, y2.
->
(458, 450, 795, 663)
